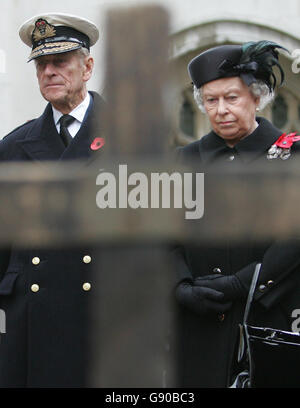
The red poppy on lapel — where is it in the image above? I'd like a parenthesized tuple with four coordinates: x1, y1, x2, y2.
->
(274, 132, 300, 148)
(267, 132, 300, 160)
(90, 137, 105, 151)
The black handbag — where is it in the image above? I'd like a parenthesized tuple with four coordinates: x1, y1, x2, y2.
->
(231, 263, 300, 388)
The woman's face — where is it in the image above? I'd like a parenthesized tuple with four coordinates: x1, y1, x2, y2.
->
(202, 77, 260, 146)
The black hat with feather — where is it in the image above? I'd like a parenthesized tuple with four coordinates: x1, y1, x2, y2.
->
(188, 41, 287, 91)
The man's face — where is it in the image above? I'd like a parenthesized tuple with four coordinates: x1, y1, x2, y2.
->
(202, 77, 259, 146)
(35, 50, 94, 113)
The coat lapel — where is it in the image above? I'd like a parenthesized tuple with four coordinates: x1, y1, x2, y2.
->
(234, 117, 282, 163)
(60, 92, 106, 162)
(199, 117, 282, 166)
(15, 92, 105, 163)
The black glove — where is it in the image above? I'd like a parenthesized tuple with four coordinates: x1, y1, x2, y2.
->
(194, 274, 246, 301)
(175, 281, 233, 315)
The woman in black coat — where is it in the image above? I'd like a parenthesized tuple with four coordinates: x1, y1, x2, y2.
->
(174, 41, 300, 387)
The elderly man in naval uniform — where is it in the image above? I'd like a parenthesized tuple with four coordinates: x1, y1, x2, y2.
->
(0, 13, 105, 387)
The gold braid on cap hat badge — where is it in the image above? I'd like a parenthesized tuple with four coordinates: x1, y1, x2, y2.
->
(33, 19, 56, 42)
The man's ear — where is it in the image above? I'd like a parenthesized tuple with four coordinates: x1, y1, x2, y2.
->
(83, 56, 94, 82)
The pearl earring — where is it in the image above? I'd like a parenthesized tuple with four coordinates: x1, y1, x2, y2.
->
(256, 107, 260, 112)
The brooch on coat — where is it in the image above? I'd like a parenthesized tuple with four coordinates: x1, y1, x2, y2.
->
(90, 137, 105, 151)
(267, 132, 300, 160)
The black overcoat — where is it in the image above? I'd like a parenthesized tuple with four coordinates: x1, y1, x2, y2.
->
(174, 117, 300, 387)
(0, 92, 105, 387)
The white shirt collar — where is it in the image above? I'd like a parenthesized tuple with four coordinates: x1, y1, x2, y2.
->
(52, 92, 91, 127)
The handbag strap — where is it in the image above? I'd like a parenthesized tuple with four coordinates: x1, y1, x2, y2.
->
(243, 263, 261, 325)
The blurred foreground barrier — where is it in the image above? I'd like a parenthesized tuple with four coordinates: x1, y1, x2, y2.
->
(0, 158, 300, 246)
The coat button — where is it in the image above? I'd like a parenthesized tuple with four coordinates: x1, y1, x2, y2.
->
(83, 255, 92, 264)
(259, 284, 266, 292)
(213, 267, 222, 274)
(32, 257, 40, 265)
(267, 280, 274, 287)
(82, 282, 91, 291)
(31, 284, 40, 293)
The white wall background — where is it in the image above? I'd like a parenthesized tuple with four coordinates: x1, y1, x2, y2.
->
(0, 0, 299, 136)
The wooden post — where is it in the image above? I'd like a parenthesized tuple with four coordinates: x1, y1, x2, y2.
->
(87, 5, 176, 387)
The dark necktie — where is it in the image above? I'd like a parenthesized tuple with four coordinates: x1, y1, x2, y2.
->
(59, 114, 75, 147)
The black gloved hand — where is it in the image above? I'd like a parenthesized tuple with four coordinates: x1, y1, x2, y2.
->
(175, 281, 233, 315)
(194, 274, 246, 301)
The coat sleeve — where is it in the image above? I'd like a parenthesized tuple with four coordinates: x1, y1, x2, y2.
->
(170, 143, 201, 288)
(0, 248, 10, 274)
(172, 239, 300, 309)
(0, 135, 18, 291)
(236, 239, 300, 309)
(171, 245, 193, 286)
(0, 248, 12, 296)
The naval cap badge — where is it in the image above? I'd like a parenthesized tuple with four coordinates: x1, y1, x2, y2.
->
(32, 18, 56, 42)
